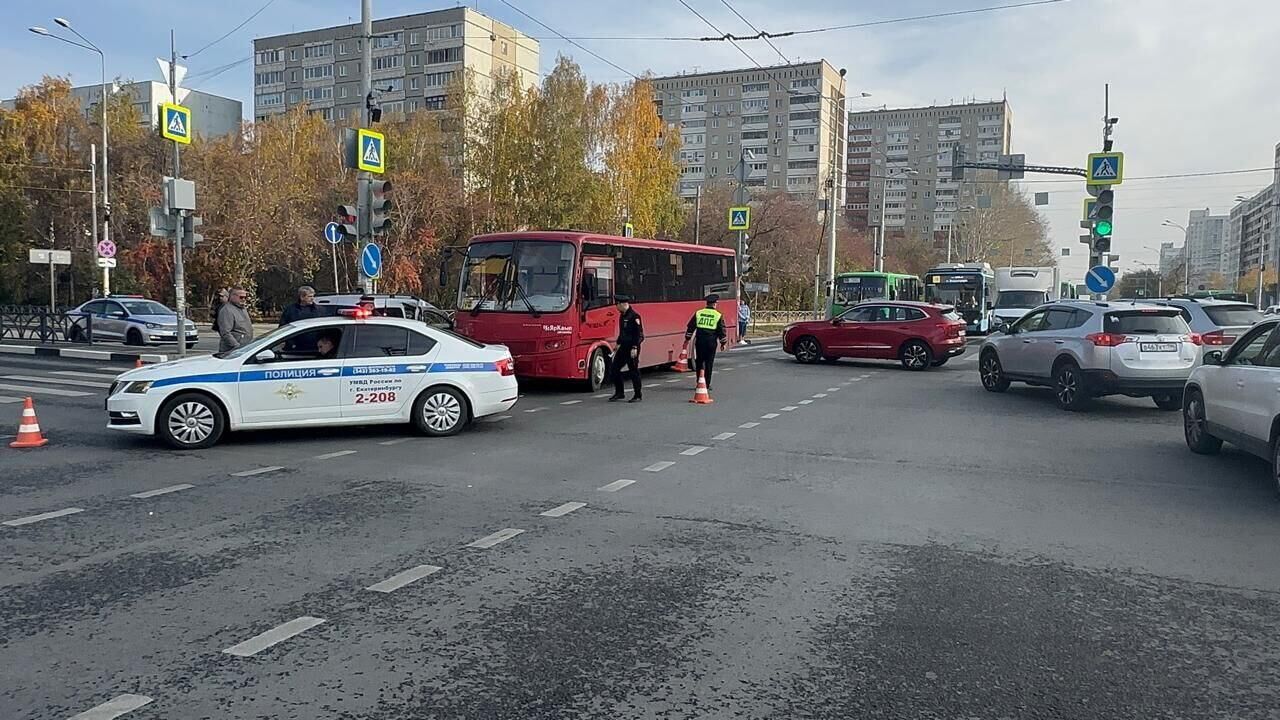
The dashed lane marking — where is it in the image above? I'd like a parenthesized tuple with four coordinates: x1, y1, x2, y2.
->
(524, 407, 546, 414)
(67, 693, 154, 720)
(644, 461, 675, 472)
(366, 564, 443, 593)
(560, 400, 583, 405)
(827, 387, 841, 392)
(0, 382, 91, 397)
(378, 438, 411, 446)
(222, 616, 326, 657)
(594, 393, 612, 399)
(3, 507, 86, 527)
(540, 501, 587, 517)
(738, 422, 760, 429)
(312, 450, 357, 460)
(644, 382, 662, 388)
(751, 361, 764, 365)
(1, 374, 111, 388)
(813, 393, 828, 398)
(467, 528, 525, 549)
(230, 466, 284, 477)
(680, 446, 709, 456)
(712, 432, 736, 440)
(721, 367, 736, 372)
(780, 406, 799, 412)
(597, 479, 635, 492)
(129, 483, 194, 499)
(760, 413, 779, 419)
(665, 378, 682, 383)
(799, 400, 813, 405)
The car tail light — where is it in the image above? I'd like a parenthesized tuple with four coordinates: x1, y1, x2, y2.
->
(1188, 333, 1203, 346)
(496, 357, 515, 376)
(1086, 332, 1128, 347)
(1200, 330, 1235, 346)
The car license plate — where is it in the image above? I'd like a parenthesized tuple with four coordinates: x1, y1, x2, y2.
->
(1140, 342, 1177, 352)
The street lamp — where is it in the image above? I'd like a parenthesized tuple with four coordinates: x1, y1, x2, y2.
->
(1162, 219, 1188, 293)
(31, 18, 111, 294)
(947, 205, 976, 263)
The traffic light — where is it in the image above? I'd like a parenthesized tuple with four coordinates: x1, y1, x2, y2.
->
(180, 214, 203, 249)
(368, 180, 392, 236)
(336, 204, 358, 240)
(1091, 187, 1114, 254)
(739, 233, 753, 276)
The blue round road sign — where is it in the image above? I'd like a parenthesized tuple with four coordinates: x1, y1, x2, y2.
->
(1085, 265, 1116, 294)
(361, 242, 382, 278)
(323, 222, 342, 245)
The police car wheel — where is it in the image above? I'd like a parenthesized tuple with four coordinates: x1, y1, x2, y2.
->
(125, 328, 144, 346)
(413, 386, 470, 437)
(158, 392, 225, 449)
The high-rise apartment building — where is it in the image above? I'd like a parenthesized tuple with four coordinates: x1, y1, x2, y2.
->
(650, 60, 847, 203)
(3, 81, 242, 138)
(252, 7, 539, 123)
(1229, 184, 1274, 285)
(1184, 208, 1228, 289)
(1158, 241, 1181, 277)
(846, 99, 1012, 242)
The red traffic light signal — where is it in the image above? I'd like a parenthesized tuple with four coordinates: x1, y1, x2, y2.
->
(336, 204, 358, 239)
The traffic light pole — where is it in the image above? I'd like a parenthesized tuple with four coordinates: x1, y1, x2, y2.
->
(357, 0, 373, 294)
(736, 146, 747, 278)
(169, 30, 187, 359)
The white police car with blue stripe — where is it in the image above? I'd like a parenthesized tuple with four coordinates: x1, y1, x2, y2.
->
(106, 313, 518, 448)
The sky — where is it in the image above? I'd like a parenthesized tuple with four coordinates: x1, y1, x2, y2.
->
(5, 0, 1279, 283)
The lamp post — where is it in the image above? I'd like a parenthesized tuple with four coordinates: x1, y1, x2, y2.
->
(31, 19, 111, 294)
(947, 206, 976, 263)
(1162, 219, 1188, 293)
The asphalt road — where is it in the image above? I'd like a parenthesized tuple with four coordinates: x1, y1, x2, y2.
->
(2, 341, 1279, 719)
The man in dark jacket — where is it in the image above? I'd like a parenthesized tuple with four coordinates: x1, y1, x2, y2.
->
(279, 286, 321, 326)
(609, 295, 644, 403)
(685, 294, 728, 391)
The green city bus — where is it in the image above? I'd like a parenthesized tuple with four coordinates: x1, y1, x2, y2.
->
(830, 271, 923, 317)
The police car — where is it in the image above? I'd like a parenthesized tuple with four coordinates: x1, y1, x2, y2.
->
(105, 311, 518, 448)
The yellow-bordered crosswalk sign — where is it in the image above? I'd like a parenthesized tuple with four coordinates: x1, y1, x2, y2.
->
(161, 103, 192, 145)
(729, 206, 750, 231)
(1087, 152, 1123, 186)
(357, 128, 386, 173)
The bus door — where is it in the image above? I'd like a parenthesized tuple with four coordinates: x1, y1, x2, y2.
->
(579, 256, 617, 354)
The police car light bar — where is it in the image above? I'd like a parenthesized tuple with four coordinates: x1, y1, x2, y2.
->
(338, 307, 373, 318)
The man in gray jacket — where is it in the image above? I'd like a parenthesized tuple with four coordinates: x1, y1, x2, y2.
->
(217, 287, 254, 352)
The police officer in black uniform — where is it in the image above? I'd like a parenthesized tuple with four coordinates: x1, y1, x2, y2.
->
(609, 295, 644, 402)
(685, 294, 728, 391)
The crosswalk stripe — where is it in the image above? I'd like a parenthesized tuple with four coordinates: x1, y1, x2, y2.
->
(51, 370, 123, 379)
(0, 382, 92, 398)
(2, 375, 111, 388)
(0, 396, 23, 404)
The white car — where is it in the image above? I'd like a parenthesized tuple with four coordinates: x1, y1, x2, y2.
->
(106, 314, 518, 448)
(1183, 317, 1280, 494)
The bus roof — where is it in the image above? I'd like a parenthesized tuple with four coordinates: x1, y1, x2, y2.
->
(469, 230, 736, 257)
(836, 270, 919, 278)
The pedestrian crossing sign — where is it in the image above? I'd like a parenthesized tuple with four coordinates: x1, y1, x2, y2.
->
(161, 102, 191, 145)
(357, 128, 386, 173)
(729, 206, 750, 231)
(1087, 152, 1123, 186)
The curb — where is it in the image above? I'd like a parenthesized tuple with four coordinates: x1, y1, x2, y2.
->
(0, 345, 168, 363)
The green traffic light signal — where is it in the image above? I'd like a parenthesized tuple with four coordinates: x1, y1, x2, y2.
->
(1094, 219, 1113, 237)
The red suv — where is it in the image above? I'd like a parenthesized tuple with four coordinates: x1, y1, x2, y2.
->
(783, 301, 967, 370)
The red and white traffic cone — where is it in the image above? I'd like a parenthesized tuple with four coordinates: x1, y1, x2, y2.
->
(10, 397, 49, 448)
(673, 345, 690, 373)
(689, 370, 713, 404)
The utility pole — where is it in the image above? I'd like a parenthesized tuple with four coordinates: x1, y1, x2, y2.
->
(736, 145, 747, 270)
(693, 184, 702, 245)
(170, 30, 187, 359)
(358, 0, 374, 293)
(824, 89, 844, 298)
(89, 143, 100, 294)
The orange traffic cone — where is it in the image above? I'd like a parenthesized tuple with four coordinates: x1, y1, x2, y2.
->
(673, 345, 690, 373)
(689, 370, 713, 404)
(10, 397, 49, 448)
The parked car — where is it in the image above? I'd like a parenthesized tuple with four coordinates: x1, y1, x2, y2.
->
(313, 293, 453, 330)
(66, 295, 198, 347)
(783, 301, 967, 370)
(979, 300, 1198, 411)
(1183, 317, 1280, 494)
(1142, 297, 1263, 348)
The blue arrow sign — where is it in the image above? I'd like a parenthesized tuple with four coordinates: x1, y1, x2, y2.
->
(1085, 265, 1116, 294)
(361, 243, 382, 278)
(323, 222, 342, 245)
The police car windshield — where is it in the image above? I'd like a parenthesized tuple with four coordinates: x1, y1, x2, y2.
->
(216, 325, 295, 359)
(459, 240, 575, 313)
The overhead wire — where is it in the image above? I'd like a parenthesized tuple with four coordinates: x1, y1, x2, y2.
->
(718, 0, 789, 64)
(185, 0, 279, 60)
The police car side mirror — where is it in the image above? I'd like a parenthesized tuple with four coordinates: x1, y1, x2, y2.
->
(255, 349, 277, 363)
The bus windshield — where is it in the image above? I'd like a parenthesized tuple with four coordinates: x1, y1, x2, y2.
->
(459, 240, 576, 313)
(926, 274, 985, 312)
(835, 276, 887, 304)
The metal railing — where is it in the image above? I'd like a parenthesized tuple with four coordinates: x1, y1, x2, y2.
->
(0, 306, 94, 344)
(746, 309, 820, 336)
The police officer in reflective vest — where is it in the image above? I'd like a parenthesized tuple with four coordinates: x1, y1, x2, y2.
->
(685, 294, 728, 391)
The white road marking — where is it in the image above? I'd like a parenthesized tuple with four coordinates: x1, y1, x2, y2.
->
(129, 483, 194, 499)
(467, 528, 525, 548)
(760, 413, 779, 419)
(560, 400, 583, 405)
(540, 501, 587, 517)
(644, 461, 676, 472)
(754, 347, 779, 353)
(712, 432, 736, 440)
(366, 564, 443, 593)
(644, 382, 661, 388)
(597, 479, 635, 492)
(738, 422, 760, 429)
(799, 400, 813, 405)
(680, 446, 709, 456)
(222, 616, 326, 657)
(68, 694, 154, 719)
(1, 374, 110, 388)
(813, 393, 828, 398)
(484, 414, 513, 422)
(524, 407, 546, 413)
(594, 393, 612, 399)
(751, 361, 764, 365)
(3, 507, 85, 527)
(0, 382, 91, 397)
(378, 438, 411, 446)
(780, 406, 798, 412)
(721, 367, 736, 372)
(0, 396, 22, 404)
(665, 378, 681, 383)
(827, 387, 841, 392)
(313, 450, 357, 460)
(230, 466, 283, 477)
(52, 370, 124, 379)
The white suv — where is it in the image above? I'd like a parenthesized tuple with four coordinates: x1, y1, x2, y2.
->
(1183, 318, 1280, 494)
(979, 301, 1199, 411)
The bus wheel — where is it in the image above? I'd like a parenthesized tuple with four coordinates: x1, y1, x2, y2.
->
(585, 348, 608, 392)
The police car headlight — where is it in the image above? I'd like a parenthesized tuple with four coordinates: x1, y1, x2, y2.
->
(145, 322, 162, 329)
(123, 381, 154, 394)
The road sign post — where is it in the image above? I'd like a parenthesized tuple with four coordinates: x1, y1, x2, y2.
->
(1085, 265, 1116, 296)
(29, 249, 72, 314)
(324, 222, 343, 292)
(1086, 152, 1124, 185)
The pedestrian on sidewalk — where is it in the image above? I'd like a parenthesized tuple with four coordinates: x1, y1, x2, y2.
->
(210, 287, 228, 333)
(685, 294, 728, 391)
(738, 297, 751, 345)
(609, 295, 644, 403)
(279, 285, 321, 326)
(217, 287, 254, 353)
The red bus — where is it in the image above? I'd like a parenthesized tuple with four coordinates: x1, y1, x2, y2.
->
(451, 231, 738, 390)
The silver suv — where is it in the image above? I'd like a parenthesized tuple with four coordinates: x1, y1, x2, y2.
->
(1142, 297, 1262, 348)
(979, 300, 1198, 411)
